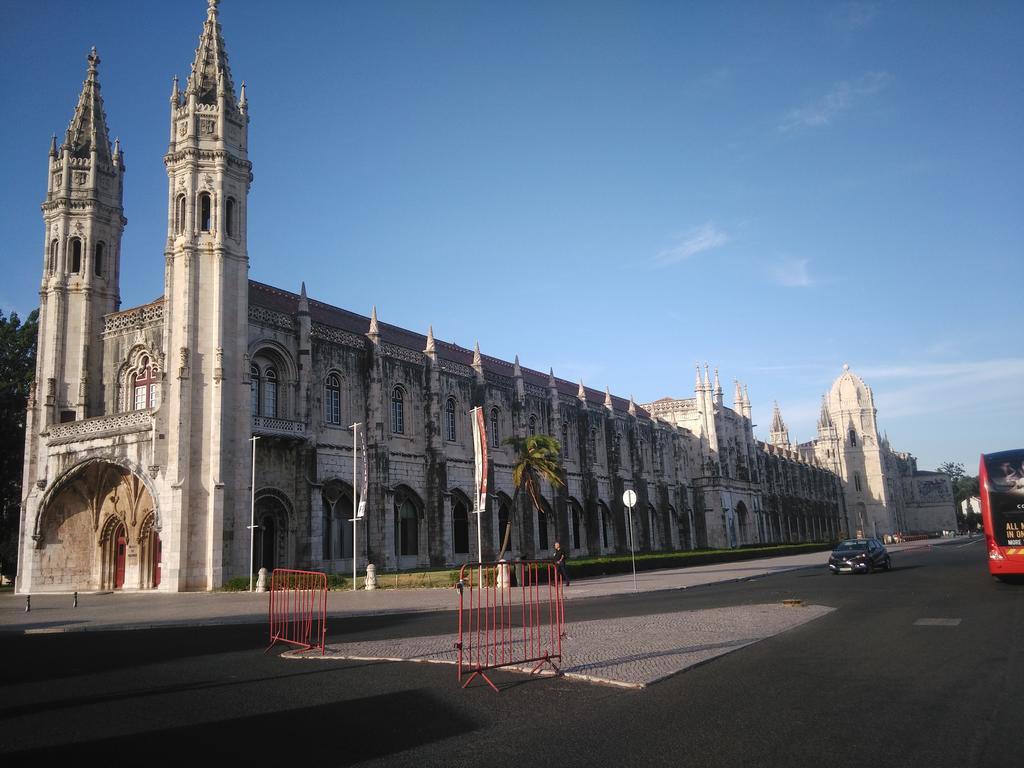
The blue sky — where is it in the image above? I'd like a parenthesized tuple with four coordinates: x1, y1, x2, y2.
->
(1, 1, 1021, 472)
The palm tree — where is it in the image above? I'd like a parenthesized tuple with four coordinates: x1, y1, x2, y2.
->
(496, 434, 564, 561)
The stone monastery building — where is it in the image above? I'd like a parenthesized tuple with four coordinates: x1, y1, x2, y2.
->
(17, 2, 953, 592)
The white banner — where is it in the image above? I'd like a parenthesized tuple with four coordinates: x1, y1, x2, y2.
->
(472, 407, 488, 515)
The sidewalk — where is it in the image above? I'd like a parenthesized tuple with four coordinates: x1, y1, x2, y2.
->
(0, 539, 954, 636)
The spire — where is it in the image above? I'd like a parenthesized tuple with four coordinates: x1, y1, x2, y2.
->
(733, 379, 743, 409)
(297, 282, 308, 314)
(713, 368, 723, 404)
(604, 386, 614, 412)
(577, 379, 587, 403)
(548, 367, 557, 389)
(695, 364, 703, 391)
(367, 306, 379, 339)
(63, 47, 112, 163)
(424, 325, 436, 356)
(185, 0, 237, 106)
(170, 74, 180, 105)
(239, 81, 247, 114)
(771, 402, 785, 433)
(472, 342, 482, 368)
(513, 355, 525, 401)
(49, 135, 57, 158)
(513, 355, 522, 379)
(628, 395, 637, 417)
(770, 401, 791, 449)
(817, 395, 833, 429)
(703, 363, 711, 389)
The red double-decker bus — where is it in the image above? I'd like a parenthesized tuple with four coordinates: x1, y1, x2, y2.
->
(980, 449, 1024, 580)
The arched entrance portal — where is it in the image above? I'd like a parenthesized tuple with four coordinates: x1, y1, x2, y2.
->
(37, 461, 160, 591)
(254, 494, 290, 573)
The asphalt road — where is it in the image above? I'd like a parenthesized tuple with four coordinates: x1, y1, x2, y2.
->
(1, 538, 1019, 767)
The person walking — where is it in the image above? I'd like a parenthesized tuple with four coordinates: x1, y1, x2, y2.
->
(552, 541, 570, 587)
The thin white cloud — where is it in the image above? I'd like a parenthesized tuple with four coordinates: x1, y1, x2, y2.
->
(780, 71, 889, 131)
(830, 2, 879, 31)
(858, 359, 1024, 381)
(768, 257, 815, 287)
(655, 222, 730, 267)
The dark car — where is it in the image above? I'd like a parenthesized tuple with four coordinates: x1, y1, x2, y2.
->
(828, 538, 892, 574)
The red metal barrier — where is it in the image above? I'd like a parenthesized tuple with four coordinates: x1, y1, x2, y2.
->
(267, 569, 328, 655)
(456, 560, 565, 692)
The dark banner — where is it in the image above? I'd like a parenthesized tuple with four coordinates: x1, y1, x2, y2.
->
(983, 450, 1024, 547)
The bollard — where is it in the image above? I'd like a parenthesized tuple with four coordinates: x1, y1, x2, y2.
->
(496, 560, 510, 589)
(73, 591, 78, 608)
(365, 563, 377, 590)
(25, 595, 31, 612)
(256, 567, 268, 593)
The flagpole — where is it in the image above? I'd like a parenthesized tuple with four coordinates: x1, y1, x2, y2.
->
(249, 435, 260, 592)
(352, 421, 361, 591)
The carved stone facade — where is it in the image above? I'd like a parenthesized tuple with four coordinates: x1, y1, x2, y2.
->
(20, 2, 863, 593)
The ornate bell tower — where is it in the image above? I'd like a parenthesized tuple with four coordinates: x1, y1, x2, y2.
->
(161, 0, 253, 589)
(36, 48, 125, 425)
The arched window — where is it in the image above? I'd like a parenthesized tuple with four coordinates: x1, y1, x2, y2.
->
(325, 373, 341, 425)
(445, 398, 457, 442)
(94, 242, 105, 277)
(528, 415, 537, 436)
(497, 502, 511, 551)
(391, 387, 405, 434)
(570, 502, 581, 550)
(849, 429, 857, 447)
(175, 194, 186, 234)
(397, 499, 418, 556)
(69, 237, 82, 274)
(132, 356, 158, 410)
(250, 364, 260, 416)
(198, 192, 212, 232)
(48, 239, 58, 274)
(263, 367, 278, 417)
(601, 507, 613, 549)
(452, 500, 469, 555)
(226, 197, 236, 238)
(561, 422, 569, 455)
(490, 408, 500, 448)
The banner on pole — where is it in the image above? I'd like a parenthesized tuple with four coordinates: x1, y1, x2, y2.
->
(472, 407, 488, 515)
(357, 423, 368, 518)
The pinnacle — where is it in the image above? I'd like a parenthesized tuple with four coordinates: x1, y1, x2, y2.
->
(63, 47, 112, 163)
(185, 0, 236, 105)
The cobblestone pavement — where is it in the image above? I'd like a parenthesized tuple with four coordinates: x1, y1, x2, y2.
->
(290, 602, 834, 688)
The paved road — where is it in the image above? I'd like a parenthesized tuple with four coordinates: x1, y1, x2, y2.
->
(3, 537, 1019, 767)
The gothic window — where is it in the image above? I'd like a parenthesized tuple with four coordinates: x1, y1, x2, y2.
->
(94, 242, 105, 277)
(445, 397, 457, 442)
(854, 472, 862, 492)
(198, 192, 212, 232)
(561, 422, 569, 455)
(175, 194, 186, 234)
(69, 237, 82, 274)
(263, 367, 278, 417)
(226, 197, 236, 238)
(849, 428, 857, 447)
(132, 356, 158, 410)
(490, 408, 500, 448)
(250, 364, 260, 416)
(391, 387, 405, 434)
(528, 415, 537, 436)
(324, 373, 341, 425)
(48, 239, 58, 274)
(589, 427, 598, 458)
(570, 502, 581, 550)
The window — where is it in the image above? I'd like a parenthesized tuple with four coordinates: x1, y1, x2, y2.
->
(570, 504, 581, 550)
(854, 472, 862, 492)
(250, 364, 260, 416)
(490, 408, 500, 448)
(391, 387, 405, 434)
(263, 367, 278, 417)
(226, 197, 236, 237)
(325, 374, 341, 425)
(445, 398, 457, 442)
(69, 238, 82, 274)
(132, 356, 158, 410)
(48, 239, 58, 274)
(528, 415, 537, 436)
(849, 428, 857, 447)
(94, 242, 105, 277)
(199, 192, 212, 232)
(561, 422, 569, 455)
(175, 194, 186, 234)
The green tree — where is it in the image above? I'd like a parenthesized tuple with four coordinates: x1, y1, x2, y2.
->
(496, 434, 564, 561)
(938, 460, 980, 532)
(0, 309, 38, 578)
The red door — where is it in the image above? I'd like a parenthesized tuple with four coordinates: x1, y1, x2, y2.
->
(114, 526, 127, 589)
